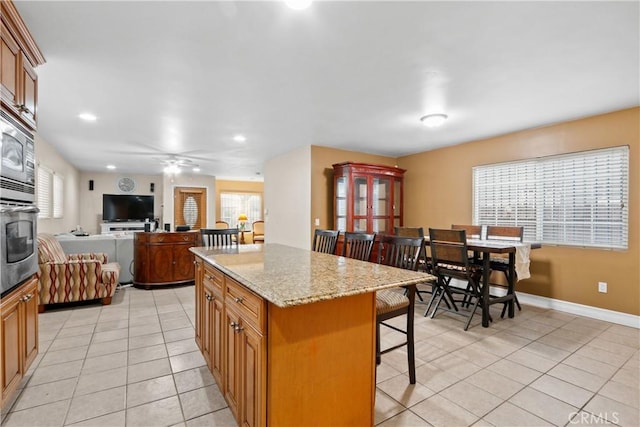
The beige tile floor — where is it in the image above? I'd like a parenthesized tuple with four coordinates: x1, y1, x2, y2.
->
(1, 285, 638, 427)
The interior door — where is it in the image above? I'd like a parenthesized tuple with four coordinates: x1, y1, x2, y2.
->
(174, 187, 207, 230)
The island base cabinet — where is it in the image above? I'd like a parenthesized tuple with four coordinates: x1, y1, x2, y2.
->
(194, 259, 377, 426)
(1, 275, 38, 407)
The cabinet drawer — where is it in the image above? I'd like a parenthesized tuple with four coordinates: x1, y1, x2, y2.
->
(148, 233, 196, 243)
(203, 265, 224, 294)
(225, 278, 265, 333)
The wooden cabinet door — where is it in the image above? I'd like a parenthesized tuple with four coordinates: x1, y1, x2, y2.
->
(225, 307, 242, 420)
(20, 58, 36, 127)
(22, 278, 38, 368)
(211, 294, 225, 388)
(194, 260, 203, 351)
(173, 243, 194, 282)
(148, 244, 174, 283)
(202, 281, 214, 368)
(1, 293, 21, 402)
(240, 324, 265, 427)
(0, 21, 20, 116)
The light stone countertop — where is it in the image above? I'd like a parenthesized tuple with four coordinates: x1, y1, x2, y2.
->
(190, 243, 435, 308)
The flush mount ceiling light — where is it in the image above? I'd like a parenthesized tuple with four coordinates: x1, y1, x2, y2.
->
(233, 134, 246, 143)
(106, 164, 116, 170)
(420, 113, 448, 128)
(78, 112, 97, 122)
(192, 167, 201, 173)
(284, 0, 312, 10)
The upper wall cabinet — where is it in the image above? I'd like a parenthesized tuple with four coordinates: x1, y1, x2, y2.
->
(0, 0, 45, 130)
(332, 162, 406, 235)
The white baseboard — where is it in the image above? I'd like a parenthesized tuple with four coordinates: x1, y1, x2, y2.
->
(516, 291, 640, 329)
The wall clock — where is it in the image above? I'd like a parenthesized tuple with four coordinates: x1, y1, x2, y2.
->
(117, 177, 136, 193)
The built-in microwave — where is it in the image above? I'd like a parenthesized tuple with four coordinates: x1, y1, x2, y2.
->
(1, 111, 35, 204)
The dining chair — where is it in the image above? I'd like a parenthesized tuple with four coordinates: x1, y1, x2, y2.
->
(200, 228, 239, 247)
(252, 220, 265, 243)
(451, 224, 483, 265)
(312, 229, 340, 254)
(486, 225, 524, 315)
(341, 232, 375, 261)
(214, 220, 229, 229)
(394, 226, 433, 301)
(375, 235, 424, 384)
(427, 228, 484, 331)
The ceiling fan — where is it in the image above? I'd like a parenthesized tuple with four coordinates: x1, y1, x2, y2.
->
(154, 155, 201, 174)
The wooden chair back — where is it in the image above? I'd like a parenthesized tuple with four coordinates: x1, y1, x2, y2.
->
(377, 235, 424, 271)
(342, 232, 375, 261)
(312, 229, 340, 254)
(451, 224, 482, 239)
(214, 221, 229, 229)
(486, 225, 523, 242)
(428, 228, 470, 271)
(200, 228, 239, 247)
(394, 227, 425, 238)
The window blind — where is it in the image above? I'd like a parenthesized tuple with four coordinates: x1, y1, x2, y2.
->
(220, 193, 262, 227)
(473, 146, 629, 249)
(53, 174, 64, 218)
(37, 166, 52, 218)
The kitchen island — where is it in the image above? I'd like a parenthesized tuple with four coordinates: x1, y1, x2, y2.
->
(191, 243, 434, 427)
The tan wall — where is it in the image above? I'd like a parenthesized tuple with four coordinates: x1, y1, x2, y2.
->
(310, 145, 397, 237)
(397, 107, 640, 315)
(78, 172, 162, 234)
(35, 134, 80, 234)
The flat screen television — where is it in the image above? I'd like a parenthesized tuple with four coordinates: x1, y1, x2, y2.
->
(102, 194, 154, 222)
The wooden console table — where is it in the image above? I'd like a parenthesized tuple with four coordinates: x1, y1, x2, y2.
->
(133, 232, 197, 288)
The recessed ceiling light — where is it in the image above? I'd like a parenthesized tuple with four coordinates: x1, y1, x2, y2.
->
(233, 134, 246, 143)
(284, 0, 312, 10)
(192, 167, 200, 173)
(420, 113, 448, 128)
(79, 113, 97, 122)
(106, 164, 116, 170)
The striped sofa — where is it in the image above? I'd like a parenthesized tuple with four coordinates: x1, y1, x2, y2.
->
(36, 233, 120, 312)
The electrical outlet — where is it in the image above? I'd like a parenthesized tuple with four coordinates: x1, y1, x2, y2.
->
(314, 218, 320, 226)
(598, 282, 608, 293)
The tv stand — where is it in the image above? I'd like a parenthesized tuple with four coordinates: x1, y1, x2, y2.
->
(101, 221, 146, 234)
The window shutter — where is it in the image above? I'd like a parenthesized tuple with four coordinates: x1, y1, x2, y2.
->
(53, 174, 64, 218)
(37, 166, 52, 218)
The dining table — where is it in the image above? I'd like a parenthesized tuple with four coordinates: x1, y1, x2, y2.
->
(425, 237, 541, 327)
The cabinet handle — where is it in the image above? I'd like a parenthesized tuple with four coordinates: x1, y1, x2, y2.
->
(233, 297, 244, 304)
(21, 293, 33, 302)
(205, 293, 213, 301)
(206, 275, 214, 280)
(230, 321, 238, 328)
(234, 325, 244, 333)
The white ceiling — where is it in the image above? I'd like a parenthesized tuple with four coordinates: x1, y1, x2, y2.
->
(15, 1, 639, 180)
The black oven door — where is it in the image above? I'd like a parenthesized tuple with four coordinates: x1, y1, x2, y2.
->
(1, 203, 39, 297)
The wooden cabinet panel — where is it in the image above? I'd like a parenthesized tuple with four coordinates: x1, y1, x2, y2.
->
(202, 280, 214, 367)
(240, 323, 265, 427)
(1, 294, 21, 400)
(0, 1, 44, 130)
(194, 259, 203, 351)
(211, 293, 224, 387)
(173, 243, 195, 281)
(134, 232, 196, 288)
(0, 21, 20, 114)
(1, 275, 39, 407)
(225, 307, 242, 420)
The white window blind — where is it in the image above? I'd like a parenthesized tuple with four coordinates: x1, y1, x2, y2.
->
(473, 146, 629, 249)
(53, 174, 64, 218)
(220, 192, 262, 228)
(37, 166, 52, 218)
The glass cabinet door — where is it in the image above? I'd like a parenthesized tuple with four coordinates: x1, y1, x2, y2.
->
(372, 177, 390, 233)
(353, 177, 368, 217)
(335, 177, 347, 231)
